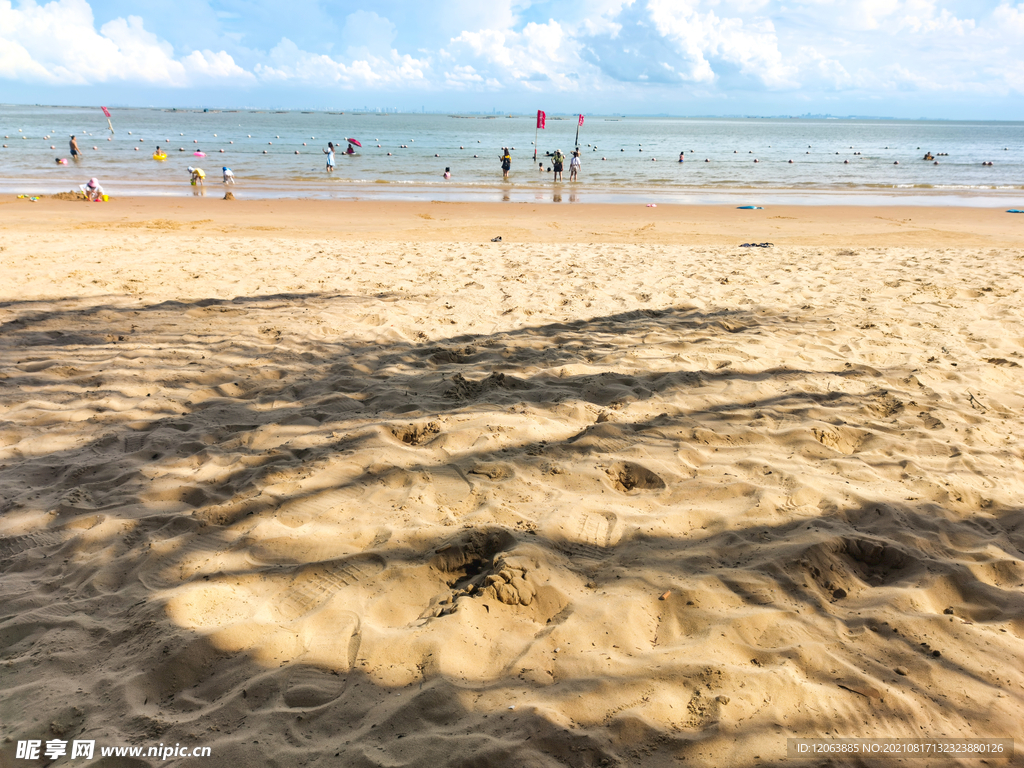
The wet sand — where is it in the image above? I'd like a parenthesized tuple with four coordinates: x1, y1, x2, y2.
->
(1, 197, 1022, 766)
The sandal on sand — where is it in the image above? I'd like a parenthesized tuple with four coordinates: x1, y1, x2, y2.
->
(491, 236, 502, 242)
(739, 242, 774, 248)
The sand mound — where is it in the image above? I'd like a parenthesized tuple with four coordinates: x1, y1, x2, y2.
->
(45, 190, 85, 201)
(1, 227, 1022, 766)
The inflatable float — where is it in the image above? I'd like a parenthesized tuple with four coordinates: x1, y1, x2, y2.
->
(153, 153, 167, 161)
(194, 151, 206, 157)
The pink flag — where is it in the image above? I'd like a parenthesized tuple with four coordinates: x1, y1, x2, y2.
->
(101, 106, 111, 118)
(537, 110, 546, 129)
(578, 114, 585, 126)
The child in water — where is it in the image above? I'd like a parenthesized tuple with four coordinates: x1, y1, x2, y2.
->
(187, 166, 205, 186)
(443, 167, 451, 180)
(222, 167, 235, 184)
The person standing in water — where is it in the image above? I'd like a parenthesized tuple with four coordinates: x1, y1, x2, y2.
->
(443, 167, 451, 180)
(552, 149, 565, 181)
(569, 150, 581, 181)
(69, 135, 80, 159)
(324, 142, 335, 172)
(500, 148, 511, 179)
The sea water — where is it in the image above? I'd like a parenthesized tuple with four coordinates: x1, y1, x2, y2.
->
(1, 104, 1021, 204)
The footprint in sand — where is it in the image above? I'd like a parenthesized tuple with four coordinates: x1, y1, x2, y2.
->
(0, 530, 67, 561)
(123, 433, 148, 453)
(607, 461, 667, 492)
(543, 509, 620, 562)
(282, 663, 353, 708)
(265, 553, 387, 622)
(137, 526, 236, 590)
(274, 488, 360, 528)
(797, 537, 917, 595)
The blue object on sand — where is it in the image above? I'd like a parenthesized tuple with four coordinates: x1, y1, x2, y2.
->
(1007, 209, 1024, 213)
(736, 206, 763, 209)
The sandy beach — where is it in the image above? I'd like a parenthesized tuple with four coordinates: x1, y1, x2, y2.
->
(1, 197, 1022, 767)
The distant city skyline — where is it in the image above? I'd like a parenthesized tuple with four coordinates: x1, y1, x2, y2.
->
(2, 0, 1023, 120)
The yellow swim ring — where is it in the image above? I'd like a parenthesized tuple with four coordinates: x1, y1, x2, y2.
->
(153, 153, 167, 161)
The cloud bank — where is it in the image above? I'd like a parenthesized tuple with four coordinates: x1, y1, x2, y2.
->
(2, 0, 1023, 110)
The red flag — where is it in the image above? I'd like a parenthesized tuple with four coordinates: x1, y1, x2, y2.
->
(101, 106, 111, 117)
(536, 110, 546, 129)
(578, 114, 585, 126)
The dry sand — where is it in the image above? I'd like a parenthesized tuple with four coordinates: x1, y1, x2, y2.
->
(1, 198, 1023, 767)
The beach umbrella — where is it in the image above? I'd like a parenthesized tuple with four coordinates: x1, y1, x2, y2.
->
(346, 138, 362, 147)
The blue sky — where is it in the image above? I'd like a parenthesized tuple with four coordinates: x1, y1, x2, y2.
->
(2, 0, 1023, 117)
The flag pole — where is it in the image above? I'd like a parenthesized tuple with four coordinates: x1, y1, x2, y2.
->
(574, 115, 580, 149)
(534, 122, 538, 161)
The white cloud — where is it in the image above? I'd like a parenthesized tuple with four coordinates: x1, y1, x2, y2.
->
(646, 0, 795, 87)
(0, 0, 252, 85)
(449, 20, 588, 89)
(341, 11, 399, 56)
(1, 0, 1023, 110)
(992, 1, 1024, 32)
(255, 38, 428, 88)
